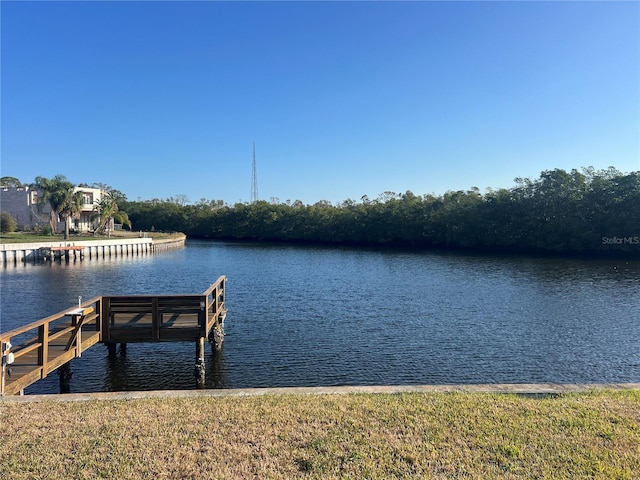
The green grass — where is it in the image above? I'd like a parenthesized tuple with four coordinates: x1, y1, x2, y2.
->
(0, 231, 182, 243)
(0, 232, 69, 243)
(1, 389, 639, 479)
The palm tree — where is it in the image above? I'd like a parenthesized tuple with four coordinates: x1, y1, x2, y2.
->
(92, 192, 132, 236)
(58, 188, 84, 240)
(34, 176, 58, 234)
(35, 175, 84, 240)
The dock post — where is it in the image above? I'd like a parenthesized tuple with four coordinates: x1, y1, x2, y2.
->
(195, 337, 206, 387)
(208, 307, 226, 352)
(209, 323, 225, 351)
(58, 363, 73, 393)
(106, 342, 117, 358)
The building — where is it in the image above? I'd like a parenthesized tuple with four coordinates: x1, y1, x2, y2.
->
(0, 185, 105, 233)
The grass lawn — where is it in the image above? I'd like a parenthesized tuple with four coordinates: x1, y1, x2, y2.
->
(1, 389, 638, 479)
(0, 231, 182, 243)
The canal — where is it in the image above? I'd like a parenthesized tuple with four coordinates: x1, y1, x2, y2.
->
(1, 240, 639, 394)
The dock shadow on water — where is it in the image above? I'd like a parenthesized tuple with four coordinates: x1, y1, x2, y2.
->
(99, 342, 228, 392)
(2, 240, 639, 395)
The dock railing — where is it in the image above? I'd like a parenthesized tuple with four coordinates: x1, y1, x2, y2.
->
(1, 297, 102, 396)
(203, 276, 227, 339)
(1, 276, 227, 396)
(101, 276, 226, 343)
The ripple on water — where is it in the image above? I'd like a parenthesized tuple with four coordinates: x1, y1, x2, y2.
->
(2, 241, 639, 394)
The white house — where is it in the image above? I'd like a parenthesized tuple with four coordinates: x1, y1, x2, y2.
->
(0, 185, 105, 233)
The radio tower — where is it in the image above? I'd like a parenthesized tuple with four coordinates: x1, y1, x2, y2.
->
(251, 141, 258, 203)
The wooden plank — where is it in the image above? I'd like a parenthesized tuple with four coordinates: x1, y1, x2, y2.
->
(152, 297, 159, 340)
(80, 312, 99, 331)
(38, 324, 48, 379)
(101, 296, 110, 342)
(108, 327, 202, 343)
(159, 329, 202, 342)
(49, 326, 75, 343)
(198, 295, 207, 337)
(46, 349, 76, 375)
(4, 368, 42, 396)
(81, 331, 102, 351)
(65, 315, 90, 351)
(10, 341, 43, 360)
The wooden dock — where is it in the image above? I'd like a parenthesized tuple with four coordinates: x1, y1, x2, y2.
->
(1, 276, 227, 396)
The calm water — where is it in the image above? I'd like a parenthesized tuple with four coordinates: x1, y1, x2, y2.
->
(1, 240, 639, 394)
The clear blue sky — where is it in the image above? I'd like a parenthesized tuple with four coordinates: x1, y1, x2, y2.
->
(2, 1, 639, 205)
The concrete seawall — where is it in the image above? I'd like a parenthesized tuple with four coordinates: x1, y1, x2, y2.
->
(1, 234, 186, 266)
(152, 235, 188, 252)
(1, 383, 638, 403)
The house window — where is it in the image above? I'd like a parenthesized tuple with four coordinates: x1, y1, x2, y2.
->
(83, 193, 93, 205)
(30, 191, 38, 205)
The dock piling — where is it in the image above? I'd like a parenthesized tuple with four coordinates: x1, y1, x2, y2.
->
(106, 343, 117, 358)
(209, 323, 225, 351)
(195, 337, 206, 387)
(58, 363, 73, 394)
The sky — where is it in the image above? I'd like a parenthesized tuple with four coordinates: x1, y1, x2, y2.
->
(1, 1, 639, 206)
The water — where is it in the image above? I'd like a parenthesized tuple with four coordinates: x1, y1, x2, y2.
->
(1, 240, 639, 394)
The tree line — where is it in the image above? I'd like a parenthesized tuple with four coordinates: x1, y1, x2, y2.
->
(3, 167, 638, 256)
(118, 167, 639, 257)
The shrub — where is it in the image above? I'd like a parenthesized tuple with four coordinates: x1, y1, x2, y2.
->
(0, 211, 17, 233)
(39, 223, 53, 235)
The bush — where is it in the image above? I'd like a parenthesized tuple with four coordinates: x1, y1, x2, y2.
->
(39, 223, 53, 235)
(0, 211, 17, 233)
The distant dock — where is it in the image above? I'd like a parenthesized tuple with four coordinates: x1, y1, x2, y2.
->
(40, 245, 87, 261)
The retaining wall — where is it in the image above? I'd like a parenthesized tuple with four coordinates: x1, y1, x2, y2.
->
(1, 383, 639, 403)
(1, 235, 186, 266)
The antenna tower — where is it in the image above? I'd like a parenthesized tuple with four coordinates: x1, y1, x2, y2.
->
(251, 141, 258, 203)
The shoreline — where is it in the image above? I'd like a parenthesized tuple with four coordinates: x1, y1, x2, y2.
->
(0, 233, 185, 265)
(3, 382, 639, 403)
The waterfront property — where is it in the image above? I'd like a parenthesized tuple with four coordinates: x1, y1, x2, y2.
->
(0, 276, 227, 396)
(0, 184, 106, 232)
